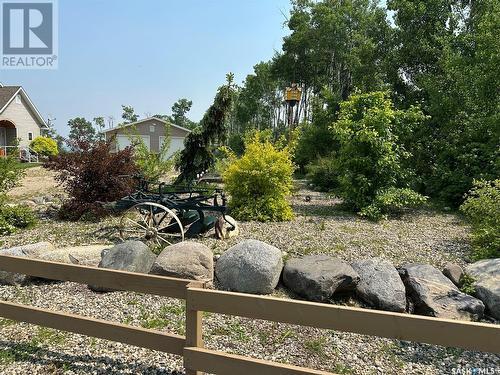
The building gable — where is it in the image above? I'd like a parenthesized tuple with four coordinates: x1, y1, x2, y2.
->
(0, 86, 46, 128)
(105, 117, 191, 153)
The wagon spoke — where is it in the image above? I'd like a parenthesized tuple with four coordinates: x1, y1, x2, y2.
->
(120, 203, 184, 245)
(126, 218, 147, 230)
(121, 228, 144, 233)
(149, 206, 156, 225)
(161, 221, 179, 230)
(157, 234, 173, 245)
(157, 212, 169, 226)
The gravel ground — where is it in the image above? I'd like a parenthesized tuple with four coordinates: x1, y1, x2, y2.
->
(0, 180, 498, 374)
(7, 166, 60, 201)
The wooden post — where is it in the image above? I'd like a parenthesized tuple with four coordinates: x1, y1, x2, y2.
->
(185, 283, 204, 375)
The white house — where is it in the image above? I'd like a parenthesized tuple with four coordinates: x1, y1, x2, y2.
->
(0, 84, 47, 157)
(104, 117, 191, 158)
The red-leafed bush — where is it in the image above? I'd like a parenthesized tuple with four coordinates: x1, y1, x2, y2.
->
(45, 140, 138, 220)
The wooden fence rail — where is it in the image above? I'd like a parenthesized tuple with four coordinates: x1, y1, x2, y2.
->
(0, 254, 499, 375)
(0, 300, 185, 355)
(186, 288, 500, 354)
(0, 254, 201, 298)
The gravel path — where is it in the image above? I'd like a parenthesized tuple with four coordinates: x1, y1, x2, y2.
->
(0, 184, 498, 374)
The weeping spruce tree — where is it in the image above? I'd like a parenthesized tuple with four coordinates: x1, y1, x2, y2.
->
(175, 74, 234, 183)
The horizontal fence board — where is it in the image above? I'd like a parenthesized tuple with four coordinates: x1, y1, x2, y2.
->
(187, 288, 500, 354)
(0, 255, 202, 299)
(184, 347, 334, 375)
(0, 301, 185, 355)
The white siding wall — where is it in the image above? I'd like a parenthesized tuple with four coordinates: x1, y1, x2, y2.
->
(0, 95, 41, 147)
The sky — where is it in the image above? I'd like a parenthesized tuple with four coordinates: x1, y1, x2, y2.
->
(0, 0, 292, 135)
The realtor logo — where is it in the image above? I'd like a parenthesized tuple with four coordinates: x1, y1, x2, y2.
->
(1, 0, 58, 69)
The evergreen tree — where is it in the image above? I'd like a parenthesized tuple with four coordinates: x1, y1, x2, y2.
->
(175, 74, 235, 183)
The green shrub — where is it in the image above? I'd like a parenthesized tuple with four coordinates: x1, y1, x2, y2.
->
(295, 123, 337, 172)
(460, 179, 500, 259)
(330, 91, 426, 217)
(360, 188, 427, 221)
(0, 205, 37, 235)
(0, 205, 37, 229)
(0, 157, 24, 193)
(223, 132, 294, 222)
(0, 216, 16, 235)
(30, 136, 58, 157)
(305, 156, 339, 192)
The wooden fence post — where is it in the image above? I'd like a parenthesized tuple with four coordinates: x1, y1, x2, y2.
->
(185, 283, 204, 375)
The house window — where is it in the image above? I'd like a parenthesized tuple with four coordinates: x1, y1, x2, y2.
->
(15, 95, 21, 104)
(28, 132, 33, 141)
(149, 125, 155, 133)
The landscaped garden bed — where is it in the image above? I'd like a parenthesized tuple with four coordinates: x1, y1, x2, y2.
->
(0, 168, 498, 375)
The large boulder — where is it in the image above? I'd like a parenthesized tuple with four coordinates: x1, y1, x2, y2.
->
(351, 258, 406, 312)
(150, 241, 213, 282)
(400, 264, 484, 321)
(466, 259, 500, 320)
(89, 241, 156, 292)
(39, 245, 111, 267)
(0, 242, 55, 285)
(215, 239, 282, 294)
(283, 255, 359, 302)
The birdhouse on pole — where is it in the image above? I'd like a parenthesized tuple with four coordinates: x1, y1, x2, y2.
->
(284, 83, 302, 143)
(284, 83, 302, 107)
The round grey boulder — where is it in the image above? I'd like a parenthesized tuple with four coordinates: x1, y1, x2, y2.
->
(351, 258, 406, 312)
(150, 241, 213, 282)
(283, 255, 359, 302)
(89, 240, 156, 292)
(215, 239, 283, 294)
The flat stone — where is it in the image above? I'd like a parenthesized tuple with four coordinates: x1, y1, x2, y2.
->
(351, 258, 406, 312)
(39, 245, 111, 267)
(1, 241, 55, 257)
(283, 255, 359, 301)
(400, 263, 484, 321)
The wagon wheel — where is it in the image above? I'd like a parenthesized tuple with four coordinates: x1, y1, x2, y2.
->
(119, 202, 184, 246)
